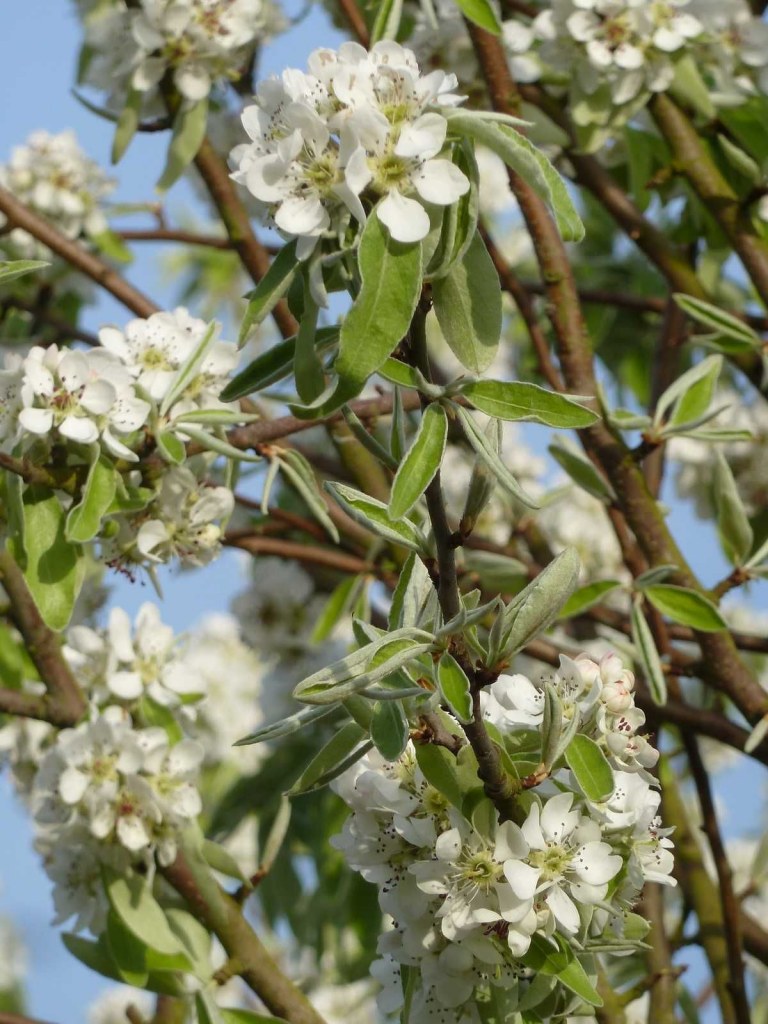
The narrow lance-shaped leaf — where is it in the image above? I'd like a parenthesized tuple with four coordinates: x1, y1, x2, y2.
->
(653, 354, 722, 430)
(293, 293, 326, 404)
(558, 580, 623, 619)
(454, 404, 539, 508)
(157, 98, 208, 192)
(548, 435, 616, 503)
(496, 548, 581, 661)
(712, 450, 753, 565)
(222, 326, 338, 401)
(540, 684, 563, 771)
(437, 652, 473, 724)
(112, 88, 142, 164)
(673, 293, 760, 350)
(237, 240, 300, 348)
(523, 934, 602, 1007)
(326, 481, 428, 553)
(159, 321, 218, 417)
(389, 403, 448, 520)
(342, 405, 398, 471)
(442, 112, 584, 243)
(16, 485, 84, 631)
(233, 704, 336, 746)
(0, 259, 50, 284)
(565, 733, 614, 801)
(460, 379, 598, 428)
(289, 721, 370, 794)
(66, 455, 117, 543)
(643, 584, 727, 632)
(370, 700, 409, 760)
(431, 231, 502, 374)
(454, 0, 501, 32)
(630, 598, 667, 705)
(279, 449, 339, 542)
(335, 208, 422, 391)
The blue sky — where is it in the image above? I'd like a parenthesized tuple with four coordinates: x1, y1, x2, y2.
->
(0, 5, 765, 1022)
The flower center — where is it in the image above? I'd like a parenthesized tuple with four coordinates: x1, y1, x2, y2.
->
(529, 844, 570, 880)
(459, 849, 503, 893)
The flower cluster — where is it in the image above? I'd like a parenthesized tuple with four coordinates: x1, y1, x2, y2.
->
(0, 307, 242, 573)
(230, 41, 469, 250)
(332, 651, 673, 1022)
(500, 0, 768, 131)
(78, 0, 283, 109)
(0, 130, 115, 263)
(0, 602, 262, 932)
(32, 706, 204, 931)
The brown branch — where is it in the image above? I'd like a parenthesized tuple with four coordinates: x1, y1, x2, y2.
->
(683, 736, 751, 1023)
(0, 550, 86, 723)
(162, 850, 328, 1024)
(228, 389, 423, 451)
(483, 227, 565, 391)
(0, 1014, 57, 1024)
(651, 93, 768, 310)
(0, 186, 159, 318)
(644, 299, 687, 497)
(117, 228, 233, 249)
(641, 883, 678, 1024)
(224, 533, 377, 576)
(336, 0, 370, 45)
(192, 138, 298, 339)
(466, 23, 768, 727)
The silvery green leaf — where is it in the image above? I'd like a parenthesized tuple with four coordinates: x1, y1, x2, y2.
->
(432, 232, 501, 374)
(436, 596, 500, 638)
(233, 705, 336, 746)
(454, 404, 539, 508)
(370, 699, 410, 759)
(342, 405, 398, 471)
(460, 379, 598, 428)
(157, 98, 208, 192)
(112, 89, 142, 164)
(712, 450, 753, 565)
(223, 327, 338, 399)
(653, 354, 722, 429)
(292, 627, 435, 703)
(288, 722, 371, 794)
(390, 386, 407, 463)
(634, 564, 679, 588)
(326, 482, 428, 553)
(745, 533, 768, 570)
(371, 0, 404, 41)
(294, 293, 325, 404)
(0, 259, 50, 284)
(437, 652, 473, 723)
(558, 580, 623, 619)
(312, 575, 364, 643)
(443, 112, 584, 241)
(278, 449, 339, 542)
(630, 598, 667, 705)
(565, 733, 614, 801)
(454, 0, 501, 32)
(462, 550, 529, 593)
(540, 684, 563, 770)
(389, 403, 448, 520)
(643, 584, 726, 632)
(548, 435, 616, 503)
(681, 428, 753, 442)
(461, 418, 501, 533)
(378, 358, 444, 398)
(237, 241, 298, 344)
(175, 425, 262, 462)
(335, 207, 422, 393)
(497, 548, 581, 660)
(608, 408, 652, 431)
(673, 294, 759, 349)
(389, 551, 435, 630)
(171, 409, 260, 426)
(426, 141, 479, 281)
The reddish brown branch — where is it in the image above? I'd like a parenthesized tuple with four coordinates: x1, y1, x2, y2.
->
(0, 186, 159, 318)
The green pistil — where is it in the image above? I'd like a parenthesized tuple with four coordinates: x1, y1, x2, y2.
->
(460, 850, 502, 892)
(529, 845, 570, 881)
(305, 155, 339, 194)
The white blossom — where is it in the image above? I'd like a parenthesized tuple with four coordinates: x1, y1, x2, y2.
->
(231, 41, 468, 251)
(0, 130, 114, 262)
